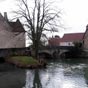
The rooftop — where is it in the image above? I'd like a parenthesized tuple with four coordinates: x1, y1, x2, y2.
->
(8, 19, 25, 32)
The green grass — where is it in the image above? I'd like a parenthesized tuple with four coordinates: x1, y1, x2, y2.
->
(9, 56, 39, 65)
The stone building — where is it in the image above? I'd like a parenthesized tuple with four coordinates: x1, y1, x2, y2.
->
(83, 25, 88, 49)
(0, 12, 25, 48)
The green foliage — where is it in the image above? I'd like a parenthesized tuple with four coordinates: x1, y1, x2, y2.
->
(73, 42, 82, 48)
(10, 56, 39, 65)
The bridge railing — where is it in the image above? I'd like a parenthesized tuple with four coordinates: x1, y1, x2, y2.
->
(39, 45, 75, 50)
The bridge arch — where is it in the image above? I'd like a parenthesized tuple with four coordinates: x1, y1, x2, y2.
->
(38, 51, 53, 59)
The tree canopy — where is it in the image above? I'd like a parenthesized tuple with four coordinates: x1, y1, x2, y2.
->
(14, 0, 62, 58)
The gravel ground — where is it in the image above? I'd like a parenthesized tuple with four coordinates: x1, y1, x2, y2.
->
(0, 63, 26, 88)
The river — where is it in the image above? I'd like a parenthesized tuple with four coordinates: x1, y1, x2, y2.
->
(0, 58, 88, 88)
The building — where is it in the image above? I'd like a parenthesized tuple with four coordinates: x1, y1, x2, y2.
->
(0, 12, 25, 48)
(83, 25, 88, 49)
(48, 33, 84, 47)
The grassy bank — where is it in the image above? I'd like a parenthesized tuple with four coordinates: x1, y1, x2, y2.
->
(7, 56, 38, 67)
(6, 56, 46, 68)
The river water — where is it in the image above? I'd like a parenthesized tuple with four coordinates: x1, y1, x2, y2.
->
(0, 58, 88, 88)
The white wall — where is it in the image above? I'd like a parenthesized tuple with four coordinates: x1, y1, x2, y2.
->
(60, 42, 74, 46)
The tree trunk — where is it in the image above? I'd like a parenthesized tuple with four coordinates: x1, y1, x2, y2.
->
(32, 39, 39, 59)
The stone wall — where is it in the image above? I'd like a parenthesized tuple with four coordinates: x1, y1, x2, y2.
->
(8, 32, 25, 48)
(0, 30, 25, 48)
(0, 47, 30, 57)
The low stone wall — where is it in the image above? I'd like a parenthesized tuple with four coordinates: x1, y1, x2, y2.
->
(0, 47, 31, 57)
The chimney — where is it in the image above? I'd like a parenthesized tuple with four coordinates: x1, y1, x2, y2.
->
(4, 12, 8, 21)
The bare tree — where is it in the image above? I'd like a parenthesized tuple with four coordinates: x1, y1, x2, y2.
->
(14, 0, 61, 58)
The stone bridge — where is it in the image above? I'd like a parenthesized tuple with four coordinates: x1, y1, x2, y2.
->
(38, 46, 75, 59)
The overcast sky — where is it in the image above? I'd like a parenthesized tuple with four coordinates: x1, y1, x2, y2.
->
(0, 0, 88, 36)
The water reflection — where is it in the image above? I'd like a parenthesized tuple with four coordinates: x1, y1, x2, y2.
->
(24, 60, 88, 88)
(33, 70, 42, 88)
(25, 70, 34, 88)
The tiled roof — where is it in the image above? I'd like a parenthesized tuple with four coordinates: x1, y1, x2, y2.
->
(60, 33, 84, 42)
(0, 13, 25, 32)
(8, 19, 25, 32)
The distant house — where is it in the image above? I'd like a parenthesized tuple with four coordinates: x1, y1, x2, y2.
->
(83, 25, 88, 49)
(0, 12, 25, 48)
(48, 33, 84, 47)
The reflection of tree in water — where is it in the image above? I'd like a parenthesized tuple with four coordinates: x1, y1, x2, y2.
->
(24, 70, 42, 88)
(33, 69, 42, 88)
(25, 63, 88, 88)
(25, 65, 64, 88)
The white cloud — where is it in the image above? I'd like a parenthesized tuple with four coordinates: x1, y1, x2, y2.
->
(0, 0, 17, 18)
(0, 0, 7, 2)
(0, 0, 88, 34)
(61, 0, 88, 33)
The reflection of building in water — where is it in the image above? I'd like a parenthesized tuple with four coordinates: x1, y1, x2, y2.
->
(40, 67, 64, 88)
(62, 76, 87, 88)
